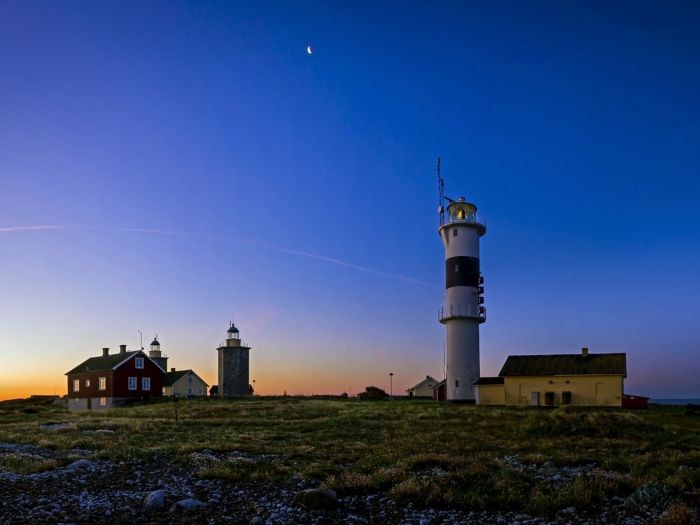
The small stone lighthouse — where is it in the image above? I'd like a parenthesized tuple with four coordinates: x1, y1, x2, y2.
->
(217, 322, 251, 397)
(148, 336, 168, 372)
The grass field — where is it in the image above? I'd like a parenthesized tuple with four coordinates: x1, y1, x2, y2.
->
(1, 397, 698, 517)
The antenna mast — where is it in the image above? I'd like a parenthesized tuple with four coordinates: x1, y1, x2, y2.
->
(437, 157, 445, 226)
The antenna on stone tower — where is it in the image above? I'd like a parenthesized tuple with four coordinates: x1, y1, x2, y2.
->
(437, 157, 445, 226)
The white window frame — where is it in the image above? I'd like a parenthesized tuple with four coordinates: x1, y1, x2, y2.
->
(135, 357, 144, 369)
(73, 379, 80, 392)
(128, 377, 137, 390)
(99, 377, 107, 391)
(85, 379, 91, 388)
(99, 397, 107, 407)
(142, 377, 151, 391)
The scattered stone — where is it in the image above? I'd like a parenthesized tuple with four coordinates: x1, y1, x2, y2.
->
(143, 489, 167, 509)
(40, 422, 74, 431)
(175, 498, 206, 511)
(625, 480, 676, 512)
(65, 459, 92, 470)
(292, 488, 338, 511)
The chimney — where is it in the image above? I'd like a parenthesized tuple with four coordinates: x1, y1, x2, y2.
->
(171, 367, 176, 373)
(102, 347, 109, 357)
(582, 347, 589, 357)
(120, 344, 127, 354)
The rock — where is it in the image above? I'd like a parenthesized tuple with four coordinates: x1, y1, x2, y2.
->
(65, 459, 91, 470)
(625, 481, 676, 512)
(292, 488, 338, 511)
(250, 518, 264, 525)
(144, 490, 167, 509)
(175, 498, 206, 511)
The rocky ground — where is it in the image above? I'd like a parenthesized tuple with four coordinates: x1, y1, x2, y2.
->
(0, 441, 694, 524)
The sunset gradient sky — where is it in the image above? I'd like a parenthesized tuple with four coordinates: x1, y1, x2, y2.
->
(1, 1, 699, 400)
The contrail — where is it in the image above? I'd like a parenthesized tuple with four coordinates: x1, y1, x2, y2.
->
(0, 225, 67, 233)
(1, 225, 439, 289)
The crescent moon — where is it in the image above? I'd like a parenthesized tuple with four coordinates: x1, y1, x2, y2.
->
(307, 45, 312, 55)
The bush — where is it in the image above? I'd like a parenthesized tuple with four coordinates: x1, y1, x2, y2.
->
(658, 502, 698, 525)
(358, 386, 389, 400)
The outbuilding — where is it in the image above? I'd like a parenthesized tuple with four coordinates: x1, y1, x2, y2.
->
(473, 377, 505, 405)
(163, 369, 209, 397)
(407, 375, 441, 399)
(473, 348, 627, 407)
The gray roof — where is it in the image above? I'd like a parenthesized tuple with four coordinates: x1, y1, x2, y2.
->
(407, 375, 439, 391)
(66, 351, 141, 374)
(164, 369, 209, 387)
(472, 377, 504, 385)
(499, 353, 627, 377)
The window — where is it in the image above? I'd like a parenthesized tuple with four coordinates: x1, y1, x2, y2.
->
(562, 391, 572, 405)
(545, 392, 555, 406)
(198, 388, 203, 395)
(188, 387, 192, 396)
(128, 377, 137, 390)
(454, 264, 460, 272)
(452, 228, 458, 237)
(99, 377, 107, 391)
(99, 397, 107, 407)
(135, 357, 144, 369)
(188, 375, 192, 383)
(73, 379, 80, 392)
(455, 379, 459, 388)
(142, 377, 151, 391)
(85, 379, 91, 388)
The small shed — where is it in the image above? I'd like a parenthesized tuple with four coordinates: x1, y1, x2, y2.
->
(622, 394, 649, 410)
(473, 377, 505, 405)
(431, 379, 446, 401)
(406, 375, 441, 399)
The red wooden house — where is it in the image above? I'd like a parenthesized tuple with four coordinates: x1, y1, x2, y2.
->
(66, 345, 164, 410)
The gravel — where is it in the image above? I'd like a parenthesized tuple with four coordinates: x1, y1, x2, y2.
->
(0, 444, 692, 524)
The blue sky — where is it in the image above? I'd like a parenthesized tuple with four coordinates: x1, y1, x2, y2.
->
(1, 1, 699, 398)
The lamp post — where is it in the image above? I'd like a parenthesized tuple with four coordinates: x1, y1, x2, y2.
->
(389, 372, 394, 399)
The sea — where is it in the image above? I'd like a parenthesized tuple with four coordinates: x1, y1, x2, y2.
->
(650, 399, 700, 405)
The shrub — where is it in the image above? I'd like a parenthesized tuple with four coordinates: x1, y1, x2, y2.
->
(358, 386, 389, 400)
(657, 502, 698, 525)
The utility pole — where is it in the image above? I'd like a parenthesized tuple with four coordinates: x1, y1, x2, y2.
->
(389, 372, 394, 399)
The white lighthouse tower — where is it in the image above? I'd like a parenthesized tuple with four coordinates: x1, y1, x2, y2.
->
(437, 161, 486, 401)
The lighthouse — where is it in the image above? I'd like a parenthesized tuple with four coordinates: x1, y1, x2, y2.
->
(217, 322, 251, 397)
(438, 166, 486, 401)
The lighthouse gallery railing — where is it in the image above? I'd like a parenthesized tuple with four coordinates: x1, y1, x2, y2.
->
(438, 304, 486, 321)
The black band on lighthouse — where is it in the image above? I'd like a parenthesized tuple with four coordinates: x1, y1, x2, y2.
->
(446, 256, 480, 288)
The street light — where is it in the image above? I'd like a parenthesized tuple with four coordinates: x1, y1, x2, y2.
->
(389, 372, 394, 399)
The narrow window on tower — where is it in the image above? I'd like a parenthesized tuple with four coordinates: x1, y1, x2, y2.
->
(453, 228, 458, 237)
(454, 264, 460, 273)
(455, 380, 459, 387)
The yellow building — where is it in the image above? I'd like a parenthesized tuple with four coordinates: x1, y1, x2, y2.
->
(474, 349, 627, 407)
(473, 377, 506, 405)
(163, 369, 209, 398)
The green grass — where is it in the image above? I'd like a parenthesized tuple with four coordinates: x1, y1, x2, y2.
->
(0, 397, 698, 515)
